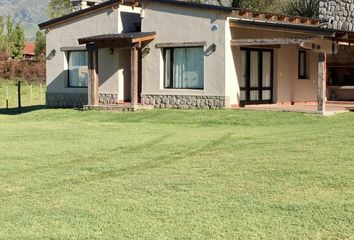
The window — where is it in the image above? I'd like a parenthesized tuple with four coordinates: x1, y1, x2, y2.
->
(68, 51, 89, 87)
(164, 47, 204, 89)
(298, 50, 309, 79)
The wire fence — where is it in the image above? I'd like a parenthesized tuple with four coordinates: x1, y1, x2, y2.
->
(0, 79, 46, 110)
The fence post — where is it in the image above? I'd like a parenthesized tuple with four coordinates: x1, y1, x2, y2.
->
(5, 86, 8, 109)
(17, 81, 21, 109)
(29, 83, 32, 107)
(40, 82, 43, 105)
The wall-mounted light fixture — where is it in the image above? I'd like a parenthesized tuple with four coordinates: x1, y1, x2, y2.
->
(109, 48, 114, 55)
(142, 47, 150, 58)
(46, 49, 56, 60)
(204, 43, 216, 56)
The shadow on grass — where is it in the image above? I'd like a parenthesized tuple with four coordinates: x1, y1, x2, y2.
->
(0, 105, 47, 115)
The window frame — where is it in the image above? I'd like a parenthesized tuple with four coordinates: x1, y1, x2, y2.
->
(298, 50, 309, 80)
(163, 46, 205, 90)
(67, 50, 89, 88)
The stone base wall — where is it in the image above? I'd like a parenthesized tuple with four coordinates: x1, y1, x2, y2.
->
(99, 93, 118, 104)
(46, 92, 88, 108)
(319, 0, 354, 31)
(46, 92, 119, 108)
(141, 94, 226, 109)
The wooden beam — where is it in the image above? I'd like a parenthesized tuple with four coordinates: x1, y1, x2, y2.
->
(155, 41, 207, 48)
(60, 46, 87, 52)
(130, 45, 138, 109)
(231, 38, 307, 47)
(317, 53, 326, 113)
(132, 34, 156, 43)
(235, 44, 281, 49)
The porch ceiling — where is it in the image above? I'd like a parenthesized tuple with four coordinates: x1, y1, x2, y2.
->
(78, 32, 156, 48)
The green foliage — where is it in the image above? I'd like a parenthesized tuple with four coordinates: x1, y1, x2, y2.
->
(34, 31, 46, 61)
(47, 0, 73, 19)
(0, 15, 25, 59)
(11, 23, 25, 59)
(283, 0, 320, 18)
(231, 0, 276, 10)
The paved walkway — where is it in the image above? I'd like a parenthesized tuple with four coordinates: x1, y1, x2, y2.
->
(239, 101, 354, 116)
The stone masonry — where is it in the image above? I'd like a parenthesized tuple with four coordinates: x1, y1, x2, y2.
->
(319, 0, 354, 31)
(46, 92, 118, 107)
(141, 95, 226, 109)
(46, 92, 88, 108)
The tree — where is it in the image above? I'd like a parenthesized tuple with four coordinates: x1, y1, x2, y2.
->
(0, 16, 5, 52)
(47, 0, 73, 19)
(283, 0, 320, 18)
(5, 15, 14, 54)
(34, 31, 46, 61)
(11, 23, 25, 59)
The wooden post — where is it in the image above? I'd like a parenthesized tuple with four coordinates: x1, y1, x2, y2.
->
(88, 46, 99, 106)
(29, 83, 32, 107)
(317, 53, 326, 113)
(39, 82, 43, 105)
(130, 45, 138, 109)
(17, 81, 21, 109)
(5, 86, 8, 109)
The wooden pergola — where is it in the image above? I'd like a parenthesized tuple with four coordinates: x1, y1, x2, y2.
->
(78, 32, 156, 109)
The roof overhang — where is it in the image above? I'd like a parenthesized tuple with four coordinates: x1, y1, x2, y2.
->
(230, 18, 337, 36)
(78, 32, 156, 48)
(39, 0, 232, 30)
(39, 0, 138, 30)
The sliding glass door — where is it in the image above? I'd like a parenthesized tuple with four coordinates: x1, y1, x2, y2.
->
(240, 49, 273, 104)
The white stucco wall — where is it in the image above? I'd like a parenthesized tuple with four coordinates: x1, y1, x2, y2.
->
(45, 4, 141, 99)
(141, 3, 228, 100)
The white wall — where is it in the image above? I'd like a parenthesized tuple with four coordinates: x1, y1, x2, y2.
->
(45, 4, 141, 98)
(141, 3, 228, 98)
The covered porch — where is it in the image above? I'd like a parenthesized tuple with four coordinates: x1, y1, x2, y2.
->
(78, 32, 156, 111)
(228, 12, 354, 115)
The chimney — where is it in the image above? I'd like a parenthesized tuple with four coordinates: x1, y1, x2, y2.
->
(71, 0, 103, 12)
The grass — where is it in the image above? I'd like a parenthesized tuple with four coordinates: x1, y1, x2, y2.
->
(0, 109, 353, 239)
(0, 79, 46, 109)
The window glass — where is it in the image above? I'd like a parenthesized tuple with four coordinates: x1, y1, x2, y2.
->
(68, 51, 88, 87)
(299, 51, 308, 79)
(164, 47, 204, 89)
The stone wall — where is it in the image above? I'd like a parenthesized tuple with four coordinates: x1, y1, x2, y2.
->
(141, 94, 226, 109)
(98, 93, 118, 104)
(46, 92, 118, 107)
(319, 0, 354, 31)
(46, 92, 88, 108)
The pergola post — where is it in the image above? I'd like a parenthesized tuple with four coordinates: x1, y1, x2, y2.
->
(88, 46, 99, 106)
(317, 53, 326, 113)
(130, 44, 138, 109)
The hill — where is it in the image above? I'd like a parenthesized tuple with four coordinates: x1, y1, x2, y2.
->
(0, 0, 49, 40)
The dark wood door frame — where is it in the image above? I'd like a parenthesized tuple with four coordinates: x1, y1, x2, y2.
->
(240, 48, 274, 105)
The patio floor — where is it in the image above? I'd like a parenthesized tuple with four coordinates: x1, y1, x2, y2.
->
(238, 101, 354, 116)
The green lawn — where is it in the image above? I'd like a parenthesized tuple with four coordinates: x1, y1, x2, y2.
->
(0, 109, 353, 239)
(0, 80, 46, 109)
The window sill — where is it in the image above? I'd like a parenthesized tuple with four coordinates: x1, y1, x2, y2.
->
(163, 88, 204, 90)
(67, 86, 88, 89)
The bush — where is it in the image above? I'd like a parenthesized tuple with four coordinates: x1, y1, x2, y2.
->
(0, 58, 45, 83)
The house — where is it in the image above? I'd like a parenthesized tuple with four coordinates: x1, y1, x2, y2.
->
(320, 0, 354, 101)
(23, 42, 36, 59)
(38, 0, 354, 113)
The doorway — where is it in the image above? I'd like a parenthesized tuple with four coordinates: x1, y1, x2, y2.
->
(240, 48, 273, 105)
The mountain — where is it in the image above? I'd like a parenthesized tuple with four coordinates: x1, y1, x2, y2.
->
(0, 0, 50, 40)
